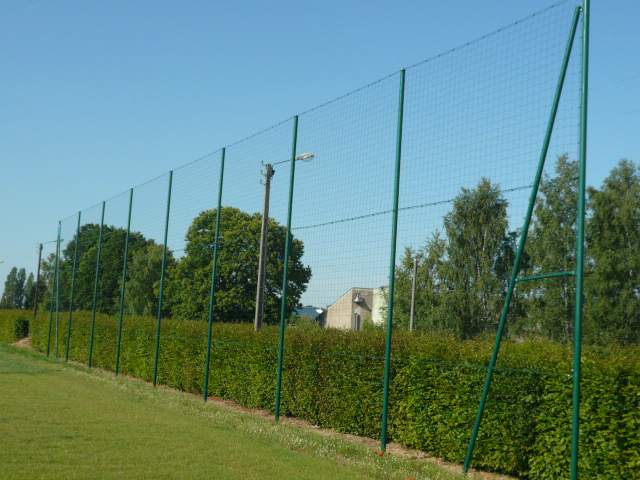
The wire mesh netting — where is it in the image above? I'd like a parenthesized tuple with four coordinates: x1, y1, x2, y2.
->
(35, 3, 635, 478)
(49, 1, 584, 351)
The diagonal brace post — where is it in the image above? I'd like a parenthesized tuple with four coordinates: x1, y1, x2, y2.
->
(464, 6, 583, 473)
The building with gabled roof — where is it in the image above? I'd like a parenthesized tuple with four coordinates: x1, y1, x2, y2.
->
(318, 287, 387, 330)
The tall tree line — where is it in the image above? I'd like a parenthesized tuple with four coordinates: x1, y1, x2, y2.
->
(6, 206, 310, 325)
(0, 266, 46, 310)
(392, 157, 640, 344)
(3, 156, 637, 343)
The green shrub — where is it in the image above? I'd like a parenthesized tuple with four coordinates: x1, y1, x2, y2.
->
(0, 310, 29, 343)
(18, 309, 640, 479)
(529, 344, 640, 479)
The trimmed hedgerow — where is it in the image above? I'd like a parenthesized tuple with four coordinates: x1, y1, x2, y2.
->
(390, 336, 569, 477)
(19, 309, 640, 479)
(528, 345, 640, 480)
(0, 309, 29, 343)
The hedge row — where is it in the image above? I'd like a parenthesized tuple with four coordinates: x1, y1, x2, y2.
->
(15, 310, 640, 479)
(0, 309, 29, 343)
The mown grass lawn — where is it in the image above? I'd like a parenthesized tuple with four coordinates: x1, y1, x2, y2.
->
(0, 343, 469, 480)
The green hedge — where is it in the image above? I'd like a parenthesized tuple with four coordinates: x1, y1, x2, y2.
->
(0, 309, 29, 343)
(19, 310, 640, 479)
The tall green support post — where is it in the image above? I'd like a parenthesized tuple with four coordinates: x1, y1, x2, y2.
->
(572, 1, 589, 478)
(153, 171, 173, 388)
(89, 201, 106, 368)
(46, 262, 56, 357)
(66, 212, 82, 362)
(381, 68, 406, 451)
(55, 221, 61, 358)
(115, 189, 134, 376)
(47, 222, 62, 357)
(275, 116, 299, 421)
(463, 7, 582, 473)
(204, 149, 226, 402)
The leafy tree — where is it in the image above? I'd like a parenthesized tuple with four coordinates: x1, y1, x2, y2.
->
(25, 272, 48, 311)
(16, 268, 27, 308)
(59, 224, 155, 314)
(440, 178, 520, 338)
(525, 155, 578, 342)
(389, 233, 447, 331)
(1, 267, 27, 308)
(38, 253, 58, 311)
(125, 244, 176, 317)
(167, 207, 311, 323)
(389, 179, 522, 338)
(24, 273, 36, 309)
(1, 267, 18, 308)
(586, 159, 640, 344)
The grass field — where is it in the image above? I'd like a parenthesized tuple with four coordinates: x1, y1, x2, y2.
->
(0, 343, 477, 480)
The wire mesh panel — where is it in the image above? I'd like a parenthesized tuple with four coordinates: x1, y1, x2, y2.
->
(156, 152, 222, 387)
(214, 119, 295, 325)
(54, 214, 78, 359)
(396, 0, 582, 339)
(273, 72, 403, 422)
(294, 73, 401, 328)
(85, 190, 132, 371)
(112, 173, 172, 379)
(34, 2, 612, 478)
(40, 236, 62, 356)
(62, 201, 104, 364)
(390, 1, 584, 471)
(167, 152, 222, 258)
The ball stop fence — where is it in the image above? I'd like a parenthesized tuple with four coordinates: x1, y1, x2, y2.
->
(33, 2, 619, 478)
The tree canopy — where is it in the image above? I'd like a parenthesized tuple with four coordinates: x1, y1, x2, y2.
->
(57, 224, 159, 315)
(586, 159, 640, 343)
(0, 267, 27, 308)
(167, 206, 311, 323)
(8, 156, 639, 345)
(391, 156, 640, 343)
(525, 155, 578, 341)
(391, 178, 524, 338)
(26, 207, 310, 325)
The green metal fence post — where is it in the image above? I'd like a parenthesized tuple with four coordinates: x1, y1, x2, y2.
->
(47, 222, 62, 357)
(46, 267, 56, 357)
(153, 171, 173, 387)
(572, 2, 589, 479)
(275, 116, 299, 421)
(381, 68, 406, 451)
(65, 212, 82, 362)
(463, 7, 582, 472)
(89, 201, 106, 368)
(55, 221, 61, 358)
(204, 149, 226, 402)
(115, 189, 133, 376)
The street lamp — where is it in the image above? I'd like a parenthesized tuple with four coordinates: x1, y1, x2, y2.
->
(254, 153, 314, 331)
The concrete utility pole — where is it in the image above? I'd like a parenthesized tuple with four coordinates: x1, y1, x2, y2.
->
(409, 257, 418, 331)
(254, 163, 275, 331)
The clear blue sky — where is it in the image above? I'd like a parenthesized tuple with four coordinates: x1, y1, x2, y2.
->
(1, 0, 638, 302)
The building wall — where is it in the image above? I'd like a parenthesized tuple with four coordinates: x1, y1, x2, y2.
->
(325, 288, 373, 330)
(372, 287, 388, 325)
(322, 286, 389, 330)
